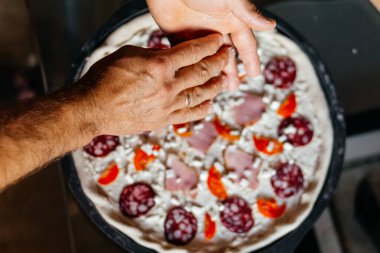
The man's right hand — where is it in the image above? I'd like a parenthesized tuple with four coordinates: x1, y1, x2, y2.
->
(75, 33, 232, 136)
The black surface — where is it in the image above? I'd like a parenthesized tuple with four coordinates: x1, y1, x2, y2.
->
(346, 108, 380, 136)
(355, 177, 380, 252)
(62, 1, 346, 253)
(294, 229, 321, 253)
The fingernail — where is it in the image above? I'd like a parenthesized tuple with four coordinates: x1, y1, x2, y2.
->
(228, 47, 236, 58)
(218, 34, 224, 45)
(228, 47, 236, 65)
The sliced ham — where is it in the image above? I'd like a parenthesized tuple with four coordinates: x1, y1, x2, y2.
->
(165, 155, 198, 192)
(187, 121, 218, 154)
(224, 146, 259, 189)
(232, 93, 265, 126)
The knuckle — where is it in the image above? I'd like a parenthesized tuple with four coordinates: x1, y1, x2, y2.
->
(163, 83, 173, 95)
(192, 87, 203, 101)
(151, 55, 172, 72)
(188, 42, 203, 56)
(197, 61, 212, 80)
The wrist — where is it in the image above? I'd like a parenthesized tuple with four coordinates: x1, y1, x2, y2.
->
(61, 84, 100, 146)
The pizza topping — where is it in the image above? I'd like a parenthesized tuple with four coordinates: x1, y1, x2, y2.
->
(253, 135, 283, 155)
(148, 30, 170, 49)
(207, 165, 228, 200)
(165, 155, 198, 193)
(204, 213, 217, 240)
(220, 197, 254, 233)
(257, 198, 286, 218)
(133, 145, 160, 171)
(173, 123, 192, 137)
(187, 121, 218, 154)
(119, 182, 155, 218)
(232, 93, 265, 126)
(277, 93, 297, 118)
(214, 117, 240, 141)
(97, 163, 120, 186)
(224, 146, 259, 189)
(84, 135, 120, 157)
(264, 56, 296, 89)
(271, 162, 304, 198)
(164, 207, 197, 245)
(278, 116, 314, 146)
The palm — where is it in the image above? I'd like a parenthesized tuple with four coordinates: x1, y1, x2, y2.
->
(147, 0, 276, 89)
(150, 0, 242, 34)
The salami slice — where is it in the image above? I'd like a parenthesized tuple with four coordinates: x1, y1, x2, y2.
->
(84, 135, 120, 157)
(220, 197, 254, 234)
(264, 56, 296, 89)
(148, 30, 170, 49)
(119, 182, 155, 218)
(271, 162, 304, 198)
(278, 116, 314, 146)
(164, 207, 197, 245)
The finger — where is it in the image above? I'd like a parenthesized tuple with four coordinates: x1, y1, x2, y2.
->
(164, 33, 223, 69)
(224, 56, 240, 91)
(231, 29, 261, 77)
(230, 0, 276, 31)
(221, 35, 240, 91)
(174, 46, 232, 94)
(169, 100, 212, 125)
(171, 75, 226, 111)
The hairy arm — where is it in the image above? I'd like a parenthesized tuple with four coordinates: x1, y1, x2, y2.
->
(0, 86, 96, 190)
(0, 34, 230, 191)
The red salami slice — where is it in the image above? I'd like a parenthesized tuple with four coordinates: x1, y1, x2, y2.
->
(84, 135, 120, 157)
(220, 197, 254, 234)
(271, 162, 304, 198)
(119, 182, 155, 218)
(264, 56, 296, 88)
(148, 30, 170, 49)
(278, 116, 314, 146)
(164, 207, 197, 245)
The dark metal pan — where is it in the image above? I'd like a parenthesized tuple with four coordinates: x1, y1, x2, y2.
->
(62, 1, 346, 252)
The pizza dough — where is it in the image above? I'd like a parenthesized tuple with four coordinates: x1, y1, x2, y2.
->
(72, 13, 333, 253)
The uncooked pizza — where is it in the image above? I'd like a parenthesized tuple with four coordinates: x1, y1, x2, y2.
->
(72, 13, 333, 253)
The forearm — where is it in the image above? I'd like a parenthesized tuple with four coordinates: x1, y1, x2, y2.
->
(0, 33, 228, 191)
(0, 85, 97, 191)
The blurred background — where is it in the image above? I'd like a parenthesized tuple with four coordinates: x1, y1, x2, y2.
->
(0, 0, 379, 252)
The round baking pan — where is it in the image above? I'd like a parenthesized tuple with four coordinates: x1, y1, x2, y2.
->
(62, 1, 346, 252)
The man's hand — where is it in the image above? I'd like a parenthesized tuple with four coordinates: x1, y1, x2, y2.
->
(147, 0, 276, 90)
(79, 33, 231, 136)
(0, 34, 230, 191)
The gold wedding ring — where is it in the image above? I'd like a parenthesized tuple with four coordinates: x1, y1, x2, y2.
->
(185, 93, 191, 108)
